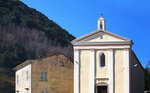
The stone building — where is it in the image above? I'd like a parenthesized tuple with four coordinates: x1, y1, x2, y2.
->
(72, 17, 144, 93)
(14, 55, 73, 93)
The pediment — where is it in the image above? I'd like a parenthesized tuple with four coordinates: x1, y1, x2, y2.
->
(72, 30, 130, 44)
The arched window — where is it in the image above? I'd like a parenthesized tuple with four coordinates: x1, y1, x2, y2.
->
(99, 52, 105, 67)
(100, 22, 103, 29)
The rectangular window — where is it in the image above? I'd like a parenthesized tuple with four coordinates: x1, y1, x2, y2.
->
(40, 72, 47, 81)
(41, 90, 48, 93)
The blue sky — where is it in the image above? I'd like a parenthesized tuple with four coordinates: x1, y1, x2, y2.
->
(22, 0, 150, 67)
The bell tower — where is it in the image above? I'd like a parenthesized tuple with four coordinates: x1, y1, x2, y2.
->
(98, 16, 106, 30)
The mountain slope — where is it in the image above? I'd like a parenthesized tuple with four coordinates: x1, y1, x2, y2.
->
(0, 0, 75, 92)
(0, 0, 75, 67)
(0, 0, 75, 46)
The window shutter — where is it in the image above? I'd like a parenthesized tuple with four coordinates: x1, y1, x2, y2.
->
(44, 72, 47, 81)
(40, 72, 43, 81)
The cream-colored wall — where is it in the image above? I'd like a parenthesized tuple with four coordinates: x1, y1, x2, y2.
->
(83, 34, 124, 42)
(114, 50, 125, 93)
(130, 52, 144, 93)
(79, 49, 128, 93)
(80, 50, 90, 93)
(16, 64, 31, 93)
(96, 50, 108, 78)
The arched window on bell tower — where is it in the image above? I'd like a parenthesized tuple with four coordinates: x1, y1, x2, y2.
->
(99, 52, 105, 67)
(100, 22, 103, 30)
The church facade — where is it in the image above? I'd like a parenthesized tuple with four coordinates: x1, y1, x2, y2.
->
(72, 17, 144, 93)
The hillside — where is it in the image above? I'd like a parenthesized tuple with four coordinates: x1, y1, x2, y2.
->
(0, 0, 75, 92)
(0, 0, 75, 46)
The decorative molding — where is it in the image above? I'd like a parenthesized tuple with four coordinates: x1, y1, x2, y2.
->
(74, 49, 79, 51)
(74, 45, 130, 50)
(97, 82, 108, 86)
(73, 41, 131, 46)
(96, 78, 109, 80)
(71, 30, 130, 43)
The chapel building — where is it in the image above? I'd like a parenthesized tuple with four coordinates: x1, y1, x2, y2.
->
(71, 17, 144, 93)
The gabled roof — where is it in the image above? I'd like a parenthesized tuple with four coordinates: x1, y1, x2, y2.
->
(13, 60, 32, 71)
(71, 29, 133, 46)
(131, 50, 145, 72)
(13, 54, 72, 71)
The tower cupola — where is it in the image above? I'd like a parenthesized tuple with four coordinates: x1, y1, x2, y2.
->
(98, 17, 106, 30)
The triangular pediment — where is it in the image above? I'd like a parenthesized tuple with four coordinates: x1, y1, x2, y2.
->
(72, 30, 130, 44)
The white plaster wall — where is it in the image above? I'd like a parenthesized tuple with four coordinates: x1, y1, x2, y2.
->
(16, 64, 31, 93)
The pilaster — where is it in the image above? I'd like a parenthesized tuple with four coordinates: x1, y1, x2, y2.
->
(108, 49, 114, 93)
(90, 49, 95, 93)
(74, 49, 80, 93)
(124, 49, 130, 93)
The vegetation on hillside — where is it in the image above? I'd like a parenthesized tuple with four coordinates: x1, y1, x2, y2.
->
(0, 0, 75, 46)
(145, 61, 150, 90)
(0, 0, 75, 92)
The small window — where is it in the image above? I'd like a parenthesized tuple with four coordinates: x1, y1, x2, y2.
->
(99, 52, 105, 67)
(40, 72, 47, 81)
(41, 90, 48, 93)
